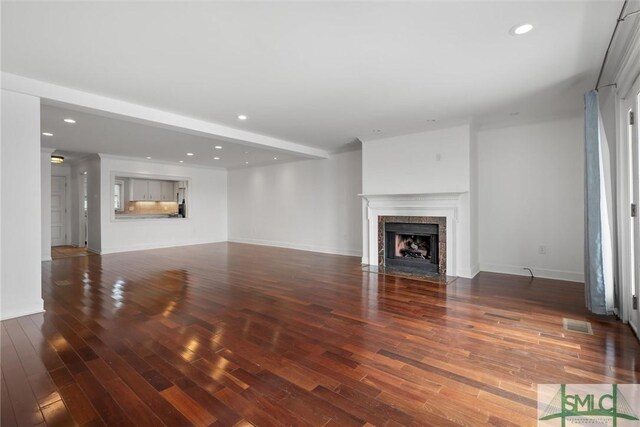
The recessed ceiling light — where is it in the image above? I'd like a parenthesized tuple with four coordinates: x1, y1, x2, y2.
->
(42, 132, 53, 136)
(214, 157, 220, 160)
(245, 161, 249, 165)
(510, 23, 533, 35)
(146, 156, 152, 159)
(238, 115, 248, 120)
(243, 151, 249, 154)
(179, 160, 184, 163)
(214, 146, 222, 150)
(273, 157, 278, 160)
(63, 118, 76, 124)
(186, 152, 194, 156)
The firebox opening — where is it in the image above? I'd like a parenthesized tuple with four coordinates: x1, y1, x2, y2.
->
(394, 234, 433, 261)
(384, 222, 439, 274)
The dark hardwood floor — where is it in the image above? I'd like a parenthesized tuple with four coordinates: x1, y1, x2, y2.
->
(1, 242, 638, 426)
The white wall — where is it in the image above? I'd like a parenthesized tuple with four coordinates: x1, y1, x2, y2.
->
(99, 156, 227, 254)
(41, 149, 53, 261)
(1, 89, 44, 320)
(71, 156, 102, 253)
(362, 125, 471, 195)
(478, 116, 584, 282)
(69, 164, 82, 246)
(469, 122, 479, 275)
(228, 150, 362, 256)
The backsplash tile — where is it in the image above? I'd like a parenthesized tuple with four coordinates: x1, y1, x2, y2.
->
(124, 201, 178, 215)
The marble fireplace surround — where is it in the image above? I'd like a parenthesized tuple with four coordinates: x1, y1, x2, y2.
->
(361, 192, 466, 277)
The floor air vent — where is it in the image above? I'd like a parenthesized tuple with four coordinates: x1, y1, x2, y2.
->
(563, 318, 593, 335)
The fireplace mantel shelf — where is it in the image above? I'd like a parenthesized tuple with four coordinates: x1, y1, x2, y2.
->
(358, 192, 467, 199)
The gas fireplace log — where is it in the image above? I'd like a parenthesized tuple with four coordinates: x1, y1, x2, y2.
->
(400, 248, 426, 259)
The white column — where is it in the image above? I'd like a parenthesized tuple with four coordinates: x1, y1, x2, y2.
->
(1, 89, 44, 320)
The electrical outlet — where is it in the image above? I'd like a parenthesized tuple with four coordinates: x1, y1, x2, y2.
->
(538, 245, 547, 255)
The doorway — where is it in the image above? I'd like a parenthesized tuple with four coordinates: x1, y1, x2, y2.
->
(621, 75, 640, 335)
(51, 175, 67, 246)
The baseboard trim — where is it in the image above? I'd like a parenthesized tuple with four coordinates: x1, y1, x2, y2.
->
(480, 263, 584, 283)
(100, 239, 227, 255)
(1, 301, 45, 321)
(458, 263, 481, 279)
(228, 237, 362, 258)
(629, 321, 639, 343)
(470, 263, 480, 278)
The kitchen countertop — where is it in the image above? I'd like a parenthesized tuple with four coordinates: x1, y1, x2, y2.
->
(115, 213, 182, 219)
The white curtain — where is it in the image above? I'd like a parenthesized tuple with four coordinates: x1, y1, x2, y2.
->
(584, 90, 615, 315)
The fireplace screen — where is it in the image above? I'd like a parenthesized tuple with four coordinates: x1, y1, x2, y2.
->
(385, 223, 439, 274)
(395, 234, 433, 261)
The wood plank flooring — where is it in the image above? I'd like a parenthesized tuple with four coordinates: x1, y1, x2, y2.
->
(2, 242, 638, 426)
(51, 246, 92, 260)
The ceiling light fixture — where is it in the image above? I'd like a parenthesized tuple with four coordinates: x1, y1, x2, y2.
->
(186, 152, 194, 156)
(63, 118, 76, 124)
(214, 157, 220, 160)
(146, 156, 152, 159)
(179, 160, 184, 163)
(273, 157, 278, 160)
(510, 23, 533, 35)
(237, 115, 248, 120)
(214, 146, 222, 149)
(42, 132, 53, 136)
(50, 155, 64, 164)
(245, 161, 249, 165)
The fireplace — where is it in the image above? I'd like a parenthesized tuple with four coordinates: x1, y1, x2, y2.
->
(385, 223, 438, 273)
(378, 215, 446, 275)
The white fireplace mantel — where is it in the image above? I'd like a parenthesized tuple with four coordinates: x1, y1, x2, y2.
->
(360, 192, 469, 277)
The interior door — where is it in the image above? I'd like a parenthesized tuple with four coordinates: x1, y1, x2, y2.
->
(632, 84, 640, 333)
(51, 176, 67, 246)
(623, 77, 640, 334)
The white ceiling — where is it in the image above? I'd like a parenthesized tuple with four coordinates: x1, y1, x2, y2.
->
(2, 1, 622, 152)
(41, 105, 299, 169)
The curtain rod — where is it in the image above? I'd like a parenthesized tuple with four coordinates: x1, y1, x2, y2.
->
(595, 0, 629, 90)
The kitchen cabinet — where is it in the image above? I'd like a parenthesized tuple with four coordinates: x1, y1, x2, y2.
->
(130, 179, 169, 201)
(147, 180, 162, 201)
(130, 179, 149, 201)
(161, 181, 175, 201)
